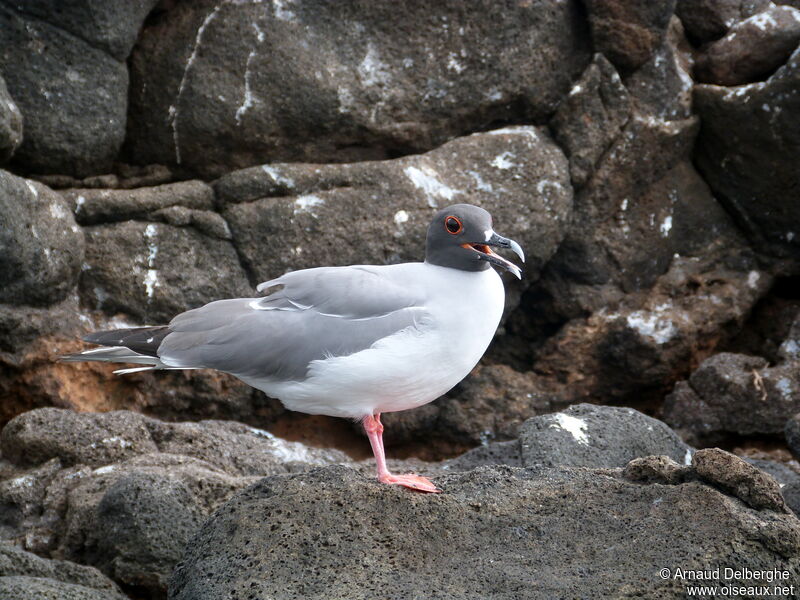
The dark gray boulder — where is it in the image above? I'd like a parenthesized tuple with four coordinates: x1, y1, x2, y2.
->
(519, 403, 692, 468)
(550, 53, 631, 187)
(676, 0, 771, 43)
(0, 577, 125, 600)
(79, 219, 251, 324)
(168, 464, 800, 600)
(126, 0, 590, 174)
(527, 175, 764, 408)
(64, 470, 207, 595)
(0, 542, 125, 600)
(0, 408, 157, 468)
(0, 408, 346, 474)
(584, 0, 676, 72)
(0, 408, 349, 597)
(11, 0, 158, 61)
(0, 5, 128, 176)
(624, 17, 695, 120)
(694, 45, 800, 263)
(217, 126, 572, 289)
(0, 171, 84, 307)
(695, 4, 800, 85)
(663, 352, 800, 440)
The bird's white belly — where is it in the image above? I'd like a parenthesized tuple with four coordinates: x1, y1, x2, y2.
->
(245, 267, 505, 419)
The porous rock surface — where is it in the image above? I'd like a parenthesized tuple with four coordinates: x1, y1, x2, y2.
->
(0, 408, 348, 598)
(0, 542, 126, 600)
(168, 463, 800, 600)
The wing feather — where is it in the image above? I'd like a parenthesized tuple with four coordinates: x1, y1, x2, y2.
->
(159, 265, 429, 381)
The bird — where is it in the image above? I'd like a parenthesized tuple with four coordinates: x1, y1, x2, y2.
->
(63, 203, 524, 493)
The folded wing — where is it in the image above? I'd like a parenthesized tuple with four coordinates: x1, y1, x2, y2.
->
(159, 266, 430, 381)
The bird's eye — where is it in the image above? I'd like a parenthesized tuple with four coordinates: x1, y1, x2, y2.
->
(444, 216, 463, 235)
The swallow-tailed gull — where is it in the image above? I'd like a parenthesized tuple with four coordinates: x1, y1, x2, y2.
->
(64, 204, 524, 493)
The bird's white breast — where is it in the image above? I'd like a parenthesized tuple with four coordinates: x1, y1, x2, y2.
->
(248, 263, 506, 419)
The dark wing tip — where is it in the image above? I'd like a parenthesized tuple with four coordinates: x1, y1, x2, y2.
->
(80, 326, 169, 357)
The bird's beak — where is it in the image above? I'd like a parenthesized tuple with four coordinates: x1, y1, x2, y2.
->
(461, 231, 525, 279)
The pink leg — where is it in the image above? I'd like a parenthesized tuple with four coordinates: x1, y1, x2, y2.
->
(363, 413, 441, 493)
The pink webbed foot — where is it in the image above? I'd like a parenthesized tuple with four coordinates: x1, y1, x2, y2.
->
(363, 413, 442, 494)
(378, 472, 442, 493)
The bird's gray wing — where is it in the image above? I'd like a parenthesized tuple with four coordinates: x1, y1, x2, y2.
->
(158, 266, 429, 381)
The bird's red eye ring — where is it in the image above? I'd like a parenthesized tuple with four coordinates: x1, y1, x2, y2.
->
(444, 215, 463, 235)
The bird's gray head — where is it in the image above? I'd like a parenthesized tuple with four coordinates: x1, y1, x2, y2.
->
(424, 204, 525, 279)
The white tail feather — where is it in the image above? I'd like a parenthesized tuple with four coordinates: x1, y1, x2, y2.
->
(62, 345, 162, 367)
(113, 366, 156, 375)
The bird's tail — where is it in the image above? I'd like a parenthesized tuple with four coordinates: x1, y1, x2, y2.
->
(60, 326, 170, 375)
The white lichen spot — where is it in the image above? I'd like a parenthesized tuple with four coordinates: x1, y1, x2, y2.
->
(536, 180, 564, 195)
(626, 309, 677, 344)
(93, 465, 116, 475)
(143, 271, 159, 299)
(393, 210, 409, 225)
(261, 164, 295, 188)
(252, 21, 265, 42)
(660, 215, 672, 237)
(486, 88, 503, 101)
(487, 127, 538, 141)
(9, 475, 35, 488)
(89, 436, 133, 450)
(747, 270, 760, 289)
(749, 11, 778, 31)
(403, 165, 461, 208)
(550, 413, 589, 446)
(247, 427, 333, 463)
(447, 53, 465, 73)
(143, 224, 159, 299)
(273, 0, 296, 21)
(294, 194, 324, 215)
(93, 286, 109, 307)
(358, 43, 390, 87)
(50, 202, 68, 219)
(467, 170, 493, 192)
(775, 377, 793, 400)
(781, 339, 799, 358)
(337, 86, 355, 113)
(491, 151, 516, 170)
